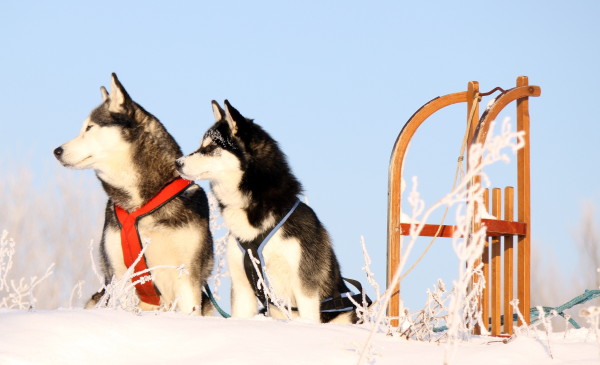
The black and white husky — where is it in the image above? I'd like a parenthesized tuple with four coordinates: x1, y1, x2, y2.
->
(176, 100, 368, 323)
(54, 74, 213, 313)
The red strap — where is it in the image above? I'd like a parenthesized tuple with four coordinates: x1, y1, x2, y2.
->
(114, 178, 192, 305)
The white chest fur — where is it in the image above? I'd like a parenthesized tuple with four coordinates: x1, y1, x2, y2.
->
(211, 179, 274, 242)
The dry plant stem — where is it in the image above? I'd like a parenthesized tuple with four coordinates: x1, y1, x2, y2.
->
(349, 236, 388, 328)
(361, 236, 381, 300)
(0, 230, 15, 292)
(69, 280, 84, 309)
(536, 305, 554, 359)
(89, 239, 104, 286)
(1, 230, 55, 309)
(579, 306, 600, 349)
(407, 280, 450, 341)
(510, 299, 531, 336)
(563, 314, 572, 339)
(207, 192, 229, 300)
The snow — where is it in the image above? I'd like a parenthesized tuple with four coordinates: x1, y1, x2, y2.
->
(0, 309, 598, 365)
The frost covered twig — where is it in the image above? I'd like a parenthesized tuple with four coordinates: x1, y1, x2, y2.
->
(0, 230, 55, 309)
(89, 239, 104, 286)
(0, 230, 15, 293)
(69, 280, 84, 309)
(536, 306, 556, 359)
(349, 236, 388, 328)
(361, 236, 380, 302)
(390, 279, 451, 342)
(207, 192, 230, 300)
(510, 298, 536, 337)
(580, 306, 600, 349)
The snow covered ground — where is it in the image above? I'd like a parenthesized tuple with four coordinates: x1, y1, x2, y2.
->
(0, 309, 598, 365)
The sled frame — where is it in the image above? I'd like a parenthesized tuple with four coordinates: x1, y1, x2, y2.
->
(387, 76, 541, 335)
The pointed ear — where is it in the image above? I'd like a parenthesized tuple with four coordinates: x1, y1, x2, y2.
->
(211, 100, 225, 122)
(108, 73, 132, 113)
(100, 86, 109, 102)
(223, 100, 239, 135)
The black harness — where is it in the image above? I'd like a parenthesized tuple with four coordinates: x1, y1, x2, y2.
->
(237, 199, 372, 315)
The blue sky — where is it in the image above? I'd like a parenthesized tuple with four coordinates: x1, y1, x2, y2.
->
(1, 1, 599, 311)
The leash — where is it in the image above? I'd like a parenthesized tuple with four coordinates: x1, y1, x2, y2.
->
(203, 285, 231, 318)
(529, 289, 600, 329)
(320, 277, 373, 313)
(114, 177, 193, 305)
(237, 198, 372, 315)
(204, 277, 371, 319)
(432, 289, 600, 332)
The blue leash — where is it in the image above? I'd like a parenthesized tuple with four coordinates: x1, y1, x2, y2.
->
(203, 284, 231, 318)
(432, 289, 600, 333)
(529, 289, 600, 329)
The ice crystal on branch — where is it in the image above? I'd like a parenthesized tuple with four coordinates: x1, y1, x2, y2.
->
(0, 230, 54, 309)
(207, 192, 230, 301)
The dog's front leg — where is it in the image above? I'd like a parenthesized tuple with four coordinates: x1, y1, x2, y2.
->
(175, 279, 202, 314)
(293, 286, 321, 322)
(85, 289, 106, 309)
(227, 235, 259, 318)
(230, 281, 259, 318)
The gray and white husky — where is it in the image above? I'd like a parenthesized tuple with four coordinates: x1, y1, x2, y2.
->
(54, 73, 213, 313)
(176, 100, 367, 323)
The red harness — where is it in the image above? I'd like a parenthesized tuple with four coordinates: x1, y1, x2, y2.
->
(114, 178, 193, 305)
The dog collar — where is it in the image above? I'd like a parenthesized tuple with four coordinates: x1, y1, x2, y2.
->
(114, 177, 193, 306)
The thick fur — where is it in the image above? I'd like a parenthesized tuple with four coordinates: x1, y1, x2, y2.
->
(176, 100, 356, 323)
(54, 73, 213, 313)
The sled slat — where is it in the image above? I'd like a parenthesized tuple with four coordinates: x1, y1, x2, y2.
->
(491, 188, 502, 336)
(398, 223, 457, 238)
(517, 76, 532, 326)
(481, 190, 490, 332)
(397, 219, 526, 238)
(481, 219, 527, 236)
(504, 187, 515, 334)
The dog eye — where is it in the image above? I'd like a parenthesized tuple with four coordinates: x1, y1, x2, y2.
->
(201, 144, 217, 154)
(85, 125, 93, 132)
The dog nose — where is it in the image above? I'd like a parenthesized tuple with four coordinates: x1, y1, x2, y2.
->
(53, 147, 63, 158)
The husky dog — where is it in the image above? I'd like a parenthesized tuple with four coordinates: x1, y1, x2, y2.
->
(176, 100, 365, 323)
(54, 73, 213, 313)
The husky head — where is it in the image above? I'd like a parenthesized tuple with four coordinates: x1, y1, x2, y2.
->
(177, 100, 301, 199)
(54, 73, 182, 207)
(53, 74, 134, 171)
(176, 100, 249, 182)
